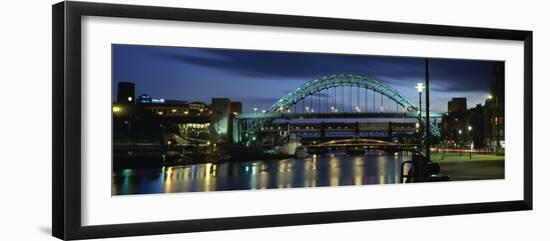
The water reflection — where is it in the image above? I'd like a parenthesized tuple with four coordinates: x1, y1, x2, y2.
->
(112, 151, 411, 195)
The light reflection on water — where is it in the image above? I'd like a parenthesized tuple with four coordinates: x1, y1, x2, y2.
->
(112, 151, 411, 195)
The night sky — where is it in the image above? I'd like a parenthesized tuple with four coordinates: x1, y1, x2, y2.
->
(112, 44, 499, 113)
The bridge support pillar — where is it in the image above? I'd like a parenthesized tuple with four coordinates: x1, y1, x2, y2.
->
(354, 122, 360, 138)
(320, 122, 326, 141)
(388, 121, 393, 141)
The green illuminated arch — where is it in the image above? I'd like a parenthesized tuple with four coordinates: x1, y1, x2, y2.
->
(269, 74, 418, 112)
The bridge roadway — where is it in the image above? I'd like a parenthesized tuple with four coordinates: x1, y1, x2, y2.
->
(305, 139, 417, 152)
(261, 126, 417, 133)
(236, 112, 443, 120)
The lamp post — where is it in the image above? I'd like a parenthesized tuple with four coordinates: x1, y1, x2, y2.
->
(458, 129, 462, 155)
(487, 93, 496, 152)
(416, 83, 425, 115)
(125, 120, 131, 145)
(415, 82, 425, 150)
(468, 125, 473, 159)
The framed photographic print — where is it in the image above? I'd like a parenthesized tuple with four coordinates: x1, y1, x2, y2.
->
(52, 1, 533, 240)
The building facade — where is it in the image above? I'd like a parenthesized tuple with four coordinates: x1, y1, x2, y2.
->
(447, 97, 467, 113)
(440, 62, 505, 152)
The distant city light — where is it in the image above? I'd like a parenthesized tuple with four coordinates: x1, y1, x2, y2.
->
(112, 106, 122, 113)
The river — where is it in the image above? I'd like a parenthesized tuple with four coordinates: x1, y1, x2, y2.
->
(112, 151, 412, 195)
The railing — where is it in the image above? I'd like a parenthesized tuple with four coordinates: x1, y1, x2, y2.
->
(400, 160, 412, 183)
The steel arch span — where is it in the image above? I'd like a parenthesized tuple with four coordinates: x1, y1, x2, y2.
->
(269, 74, 418, 113)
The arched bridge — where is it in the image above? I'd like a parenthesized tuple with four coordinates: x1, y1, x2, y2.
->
(306, 138, 417, 152)
(236, 74, 441, 143)
(269, 74, 418, 113)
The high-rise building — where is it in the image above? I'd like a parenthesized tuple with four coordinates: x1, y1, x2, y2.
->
(210, 98, 231, 143)
(230, 102, 242, 115)
(117, 82, 135, 104)
(229, 102, 243, 143)
(447, 98, 467, 113)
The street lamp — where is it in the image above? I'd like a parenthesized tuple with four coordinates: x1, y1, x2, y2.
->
(487, 94, 493, 100)
(467, 126, 474, 158)
(415, 82, 425, 118)
(416, 82, 425, 106)
(468, 126, 473, 146)
(253, 107, 258, 113)
(468, 125, 474, 154)
(415, 83, 425, 92)
(415, 82, 425, 149)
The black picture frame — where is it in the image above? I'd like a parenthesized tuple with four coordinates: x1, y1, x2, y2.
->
(52, 1, 533, 240)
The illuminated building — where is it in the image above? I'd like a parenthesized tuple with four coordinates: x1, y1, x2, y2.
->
(229, 102, 243, 143)
(440, 62, 505, 152)
(210, 98, 231, 143)
(484, 62, 505, 150)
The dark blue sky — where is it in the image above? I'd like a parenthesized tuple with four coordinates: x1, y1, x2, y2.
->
(113, 44, 499, 113)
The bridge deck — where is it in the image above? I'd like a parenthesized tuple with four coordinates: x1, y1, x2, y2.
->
(237, 112, 443, 120)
